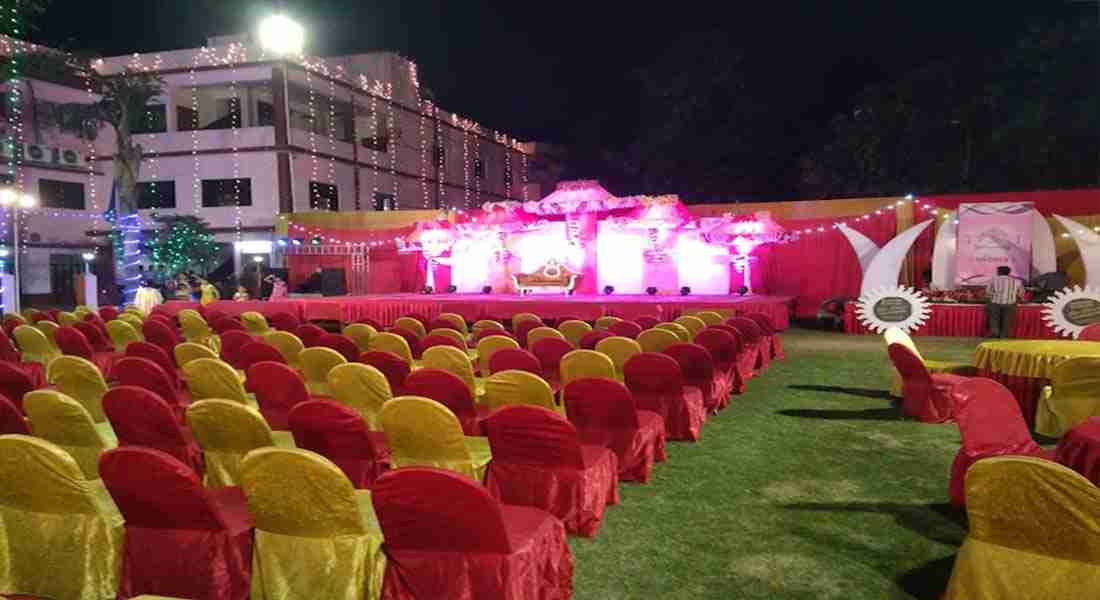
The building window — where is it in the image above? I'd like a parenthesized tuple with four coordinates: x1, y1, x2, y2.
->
(177, 106, 199, 131)
(434, 145, 445, 163)
(503, 167, 513, 185)
(362, 135, 388, 153)
(309, 182, 339, 211)
(202, 97, 241, 130)
(373, 192, 396, 211)
(201, 178, 252, 207)
(130, 104, 167, 134)
(256, 100, 275, 127)
(136, 181, 177, 209)
(38, 179, 85, 210)
(474, 159, 484, 179)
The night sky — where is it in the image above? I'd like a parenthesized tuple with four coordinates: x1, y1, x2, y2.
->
(29, 1, 1093, 198)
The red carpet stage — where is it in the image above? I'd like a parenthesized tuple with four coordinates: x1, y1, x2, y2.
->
(161, 294, 793, 329)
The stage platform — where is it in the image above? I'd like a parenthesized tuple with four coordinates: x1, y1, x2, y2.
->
(161, 294, 794, 330)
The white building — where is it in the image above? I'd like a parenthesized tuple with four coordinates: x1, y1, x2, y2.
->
(0, 33, 559, 306)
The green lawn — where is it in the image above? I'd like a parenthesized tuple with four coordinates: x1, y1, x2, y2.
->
(570, 329, 985, 600)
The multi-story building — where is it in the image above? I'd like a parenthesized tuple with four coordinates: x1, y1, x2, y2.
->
(0, 33, 559, 306)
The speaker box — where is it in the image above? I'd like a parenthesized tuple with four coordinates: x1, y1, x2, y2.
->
(320, 268, 347, 296)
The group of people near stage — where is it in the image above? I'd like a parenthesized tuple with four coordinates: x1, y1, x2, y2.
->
(149, 271, 289, 305)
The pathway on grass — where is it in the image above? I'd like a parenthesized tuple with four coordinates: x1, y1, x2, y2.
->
(570, 329, 983, 600)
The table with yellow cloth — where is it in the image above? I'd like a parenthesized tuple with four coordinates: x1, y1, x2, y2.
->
(974, 340, 1100, 427)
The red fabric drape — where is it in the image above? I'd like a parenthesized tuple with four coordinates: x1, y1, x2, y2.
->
(756, 213, 897, 318)
(287, 255, 351, 292)
(367, 248, 424, 293)
(923, 188, 1099, 216)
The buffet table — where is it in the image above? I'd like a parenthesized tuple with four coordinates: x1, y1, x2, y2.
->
(844, 303, 1057, 338)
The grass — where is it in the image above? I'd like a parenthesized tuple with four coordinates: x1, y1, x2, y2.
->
(569, 329, 986, 600)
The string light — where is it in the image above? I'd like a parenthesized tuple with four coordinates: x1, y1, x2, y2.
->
(521, 151, 529, 202)
(189, 50, 202, 215)
(436, 110, 445, 209)
(327, 64, 339, 210)
(473, 137, 482, 207)
(386, 83, 397, 206)
(227, 42, 243, 243)
(419, 98, 430, 208)
(365, 77, 380, 210)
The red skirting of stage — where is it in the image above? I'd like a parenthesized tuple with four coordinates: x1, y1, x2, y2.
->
(160, 294, 794, 330)
(843, 303, 1059, 339)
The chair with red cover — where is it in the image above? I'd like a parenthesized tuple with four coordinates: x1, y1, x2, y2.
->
(428, 318, 460, 333)
(694, 328, 743, 400)
(422, 334, 465, 352)
(288, 399, 391, 488)
(746, 312, 784, 359)
(624, 352, 706, 442)
(1079, 323, 1100, 341)
(102, 385, 204, 474)
(1, 315, 23, 338)
(635, 316, 660, 330)
(475, 328, 517, 343)
(578, 329, 614, 350)
(143, 319, 182, 357)
(295, 324, 327, 348)
(360, 350, 411, 396)
(563, 377, 667, 483)
(372, 466, 574, 599)
(98, 306, 120, 322)
(99, 447, 254, 600)
(663, 342, 724, 412)
(74, 320, 113, 353)
(114, 356, 193, 416)
(0, 328, 45, 388)
(211, 317, 248, 335)
(245, 361, 317, 430)
(530, 337, 574, 389)
(608, 320, 643, 340)
(0, 361, 38, 411)
(55, 326, 120, 377)
(126, 341, 183, 389)
(514, 320, 543, 349)
(888, 343, 966, 424)
(404, 368, 485, 435)
(357, 317, 384, 330)
(219, 330, 254, 370)
(390, 327, 423, 360)
(489, 348, 542, 376)
(0, 392, 29, 433)
(726, 317, 768, 375)
(238, 341, 288, 371)
(268, 311, 300, 332)
(317, 333, 361, 362)
(947, 377, 1054, 506)
(483, 405, 618, 537)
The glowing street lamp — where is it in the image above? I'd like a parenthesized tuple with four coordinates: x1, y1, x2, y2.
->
(258, 14, 305, 57)
(0, 189, 36, 313)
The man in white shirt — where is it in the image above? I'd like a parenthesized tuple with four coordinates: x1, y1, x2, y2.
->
(985, 265, 1024, 338)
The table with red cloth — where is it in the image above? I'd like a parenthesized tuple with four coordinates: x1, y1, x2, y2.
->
(844, 303, 1056, 338)
(973, 340, 1100, 428)
(1056, 417, 1100, 487)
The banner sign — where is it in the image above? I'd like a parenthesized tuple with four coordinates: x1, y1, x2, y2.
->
(955, 202, 1034, 286)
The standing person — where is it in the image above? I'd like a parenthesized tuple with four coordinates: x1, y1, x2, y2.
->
(985, 266, 1023, 338)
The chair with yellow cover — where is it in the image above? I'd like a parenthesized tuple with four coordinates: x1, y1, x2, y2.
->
(1035, 356, 1100, 438)
(380, 396, 492, 481)
(656, 322, 692, 342)
(560, 349, 616, 388)
(368, 332, 415, 367)
(58, 310, 80, 327)
(179, 310, 220, 351)
(47, 355, 109, 423)
(174, 341, 220, 369)
(327, 363, 393, 430)
(13, 323, 60, 366)
(483, 370, 561, 415)
(182, 358, 255, 408)
(106, 320, 143, 352)
(34, 319, 61, 350)
(185, 399, 295, 487)
(673, 315, 707, 340)
(73, 306, 93, 321)
(594, 316, 622, 331)
(694, 311, 724, 326)
(476, 334, 521, 377)
(394, 316, 427, 340)
(118, 312, 146, 334)
(884, 327, 975, 397)
(237, 311, 269, 336)
(23, 389, 118, 479)
(637, 328, 681, 353)
(436, 312, 469, 336)
(944, 456, 1100, 599)
(0, 435, 124, 600)
(511, 312, 543, 330)
(595, 336, 643, 380)
(422, 345, 480, 398)
(473, 319, 507, 337)
(240, 447, 385, 600)
(557, 319, 592, 348)
(428, 327, 469, 350)
(527, 326, 566, 349)
(300, 346, 348, 396)
(266, 330, 305, 369)
(343, 323, 378, 353)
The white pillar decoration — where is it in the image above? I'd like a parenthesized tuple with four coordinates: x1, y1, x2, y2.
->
(859, 219, 934, 296)
(1031, 210, 1058, 278)
(1054, 214, 1100, 288)
(837, 224, 880, 273)
(930, 214, 958, 290)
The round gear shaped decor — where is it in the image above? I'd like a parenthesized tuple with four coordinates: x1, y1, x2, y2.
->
(856, 285, 932, 334)
(1042, 286, 1100, 339)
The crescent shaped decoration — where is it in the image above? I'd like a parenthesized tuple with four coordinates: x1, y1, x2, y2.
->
(860, 219, 934, 296)
(1031, 210, 1058, 277)
(930, 214, 958, 290)
(1053, 214, 1100, 288)
(837, 224, 880, 273)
